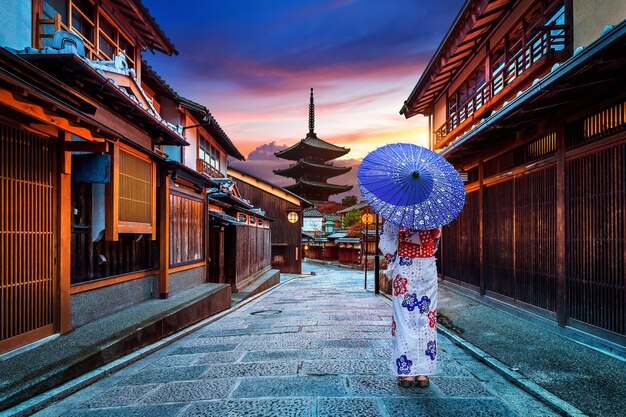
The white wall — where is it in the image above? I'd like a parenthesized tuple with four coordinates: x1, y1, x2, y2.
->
(303, 217, 323, 233)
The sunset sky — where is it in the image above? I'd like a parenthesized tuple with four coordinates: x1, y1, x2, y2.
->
(145, 0, 463, 200)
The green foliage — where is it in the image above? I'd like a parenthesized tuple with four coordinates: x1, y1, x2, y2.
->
(342, 208, 363, 228)
(341, 195, 358, 207)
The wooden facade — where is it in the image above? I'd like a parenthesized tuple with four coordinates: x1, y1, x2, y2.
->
(402, 0, 626, 344)
(228, 167, 310, 274)
(0, 0, 242, 355)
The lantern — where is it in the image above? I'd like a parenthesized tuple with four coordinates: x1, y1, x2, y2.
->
(287, 211, 299, 223)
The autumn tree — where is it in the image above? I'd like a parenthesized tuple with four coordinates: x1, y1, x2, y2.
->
(317, 201, 345, 214)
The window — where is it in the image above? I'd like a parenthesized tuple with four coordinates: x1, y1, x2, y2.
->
(37, 0, 136, 67)
(170, 193, 204, 266)
(98, 12, 136, 66)
(199, 135, 221, 175)
(71, 0, 95, 46)
(106, 145, 156, 240)
(448, 66, 486, 119)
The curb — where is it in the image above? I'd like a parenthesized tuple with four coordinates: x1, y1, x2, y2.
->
(5, 276, 303, 417)
(375, 291, 587, 417)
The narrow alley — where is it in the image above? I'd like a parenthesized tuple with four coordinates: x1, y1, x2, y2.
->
(32, 264, 557, 417)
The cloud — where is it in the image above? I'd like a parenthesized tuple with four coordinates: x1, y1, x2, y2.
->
(247, 141, 288, 160)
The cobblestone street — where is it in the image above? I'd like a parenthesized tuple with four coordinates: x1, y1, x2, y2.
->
(33, 264, 557, 417)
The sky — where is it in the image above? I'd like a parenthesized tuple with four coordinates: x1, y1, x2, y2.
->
(144, 0, 463, 201)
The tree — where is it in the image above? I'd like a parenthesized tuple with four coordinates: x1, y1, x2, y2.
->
(341, 195, 358, 207)
(317, 201, 345, 214)
(342, 208, 363, 228)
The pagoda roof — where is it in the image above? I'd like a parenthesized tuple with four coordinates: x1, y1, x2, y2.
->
(283, 179, 353, 195)
(275, 133, 350, 161)
(274, 159, 351, 179)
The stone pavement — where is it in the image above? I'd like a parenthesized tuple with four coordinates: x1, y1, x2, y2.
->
(31, 264, 558, 417)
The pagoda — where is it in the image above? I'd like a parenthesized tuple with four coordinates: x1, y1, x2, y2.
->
(274, 89, 352, 203)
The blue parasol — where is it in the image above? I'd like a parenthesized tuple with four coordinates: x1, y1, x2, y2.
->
(357, 143, 465, 230)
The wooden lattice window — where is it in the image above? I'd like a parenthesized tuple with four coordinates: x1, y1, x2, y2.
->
(106, 145, 156, 240)
(170, 192, 204, 266)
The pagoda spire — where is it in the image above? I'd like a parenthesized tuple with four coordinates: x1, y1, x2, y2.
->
(309, 88, 315, 134)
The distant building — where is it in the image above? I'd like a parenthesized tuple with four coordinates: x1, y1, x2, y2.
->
(228, 166, 311, 274)
(274, 89, 352, 203)
(303, 207, 324, 233)
(401, 0, 626, 345)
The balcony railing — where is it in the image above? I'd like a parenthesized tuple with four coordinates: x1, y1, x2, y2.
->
(435, 25, 568, 146)
(198, 158, 224, 178)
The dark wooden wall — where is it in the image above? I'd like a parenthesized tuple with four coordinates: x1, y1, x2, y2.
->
(232, 180, 303, 273)
(224, 225, 271, 287)
(169, 191, 204, 266)
(441, 99, 626, 342)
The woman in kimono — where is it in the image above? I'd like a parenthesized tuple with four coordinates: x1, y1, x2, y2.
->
(379, 222, 440, 387)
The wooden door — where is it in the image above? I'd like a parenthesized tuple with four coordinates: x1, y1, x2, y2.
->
(0, 123, 57, 354)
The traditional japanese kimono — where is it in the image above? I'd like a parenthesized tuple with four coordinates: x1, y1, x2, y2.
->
(379, 222, 440, 377)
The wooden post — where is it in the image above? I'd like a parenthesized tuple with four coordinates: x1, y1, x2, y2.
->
(555, 123, 567, 326)
(159, 171, 170, 298)
(58, 132, 71, 333)
(105, 143, 119, 241)
(374, 214, 380, 294)
(204, 187, 210, 282)
(364, 215, 369, 289)
(478, 162, 486, 295)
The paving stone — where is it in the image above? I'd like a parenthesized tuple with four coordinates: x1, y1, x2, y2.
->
(79, 384, 159, 408)
(434, 360, 472, 377)
(60, 404, 185, 417)
(142, 378, 237, 403)
(301, 360, 388, 375)
(181, 399, 313, 417)
(199, 326, 300, 337)
(382, 398, 519, 417)
(150, 354, 209, 368)
(235, 340, 311, 351)
(231, 376, 346, 398)
(241, 349, 322, 362)
(189, 351, 245, 365)
(311, 339, 379, 348)
(319, 348, 371, 359)
(202, 361, 300, 378)
(372, 348, 392, 359)
(348, 376, 441, 397)
(430, 377, 494, 397)
(119, 365, 209, 385)
(317, 398, 383, 417)
(173, 343, 238, 354)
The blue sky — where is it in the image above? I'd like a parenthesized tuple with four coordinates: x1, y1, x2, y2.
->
(144, 0, 463, 199)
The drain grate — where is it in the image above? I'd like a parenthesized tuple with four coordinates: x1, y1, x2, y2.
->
(249, 309, 282, 316)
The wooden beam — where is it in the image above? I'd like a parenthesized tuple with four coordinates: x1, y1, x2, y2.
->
(0, 88, 106, 141)
(58, 131, 71, 333)
(105, 143, 119, 241)
(159, 171, 170, 298)
(63, 141, 109, 153)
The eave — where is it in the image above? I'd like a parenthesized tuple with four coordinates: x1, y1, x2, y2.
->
(19, 53, 188, 146)
(274, 159, 351, 179)
(401, 0, 517, 118)
(275, 133, 350, 161)
(441, 20, 626, 164)
(179, 98, 245, 161)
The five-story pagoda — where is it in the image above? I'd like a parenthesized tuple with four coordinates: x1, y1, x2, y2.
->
(275, 89, 352, 203)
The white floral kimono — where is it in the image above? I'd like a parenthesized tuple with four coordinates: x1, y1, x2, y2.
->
(379, 222, 440, 376)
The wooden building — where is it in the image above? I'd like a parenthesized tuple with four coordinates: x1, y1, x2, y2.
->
(274, 89, 352, 203)
(228, 166, 311, 274)
(401, 0, 626, 346)
(0, 0, 240, 355)
(206, 177, 274, 291)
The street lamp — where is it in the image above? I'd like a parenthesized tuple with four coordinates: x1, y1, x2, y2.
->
(287, 211, 299, 223)
(324, 219, 334, 234)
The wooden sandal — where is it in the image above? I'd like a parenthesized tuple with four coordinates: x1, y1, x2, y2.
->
(416, 376, 430, 388)
(397, 377, 414, 387)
